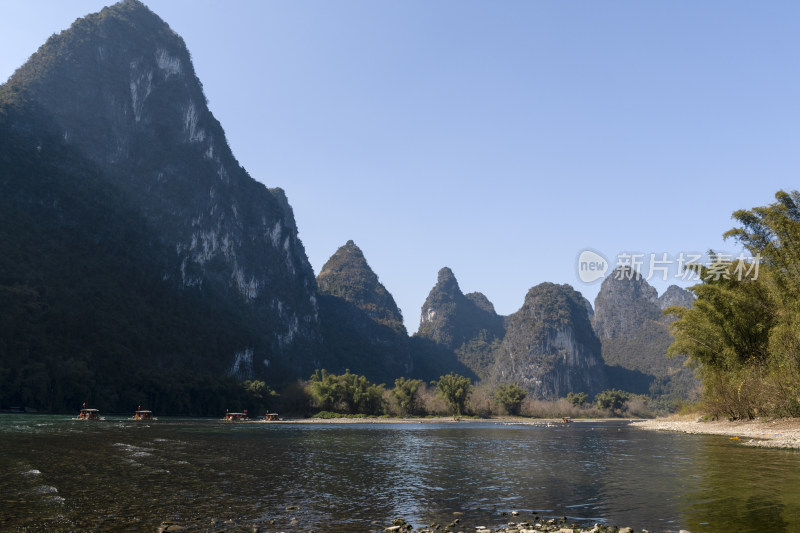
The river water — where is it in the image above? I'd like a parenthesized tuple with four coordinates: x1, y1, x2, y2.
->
(1, 416, 798, 532)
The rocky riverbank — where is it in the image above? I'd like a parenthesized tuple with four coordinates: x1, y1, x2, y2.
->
(158, 511, 685, 533)
(381, 515, 681, 533)
(262, 416, 631, 426)
(631, 416, 800, 449)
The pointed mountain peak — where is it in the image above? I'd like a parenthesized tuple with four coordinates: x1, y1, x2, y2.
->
(319, 240, 367, 275)
(4, 0, 220, 172)
(658, 284, 695, 310)
(593, 267, 661, 339)
(417, 268, 505, 362)
(10, 0, 182, 90)
(119, 0, 149, 8)
(519, 282, 590, 318)
(317, 242, 405, 333)
(433, 266, 462, 296)
(438, 266, 456, 282)
(105, 0, 159, 19)
(595, 266, 658, 303)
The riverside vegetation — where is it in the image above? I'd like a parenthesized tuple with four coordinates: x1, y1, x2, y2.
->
(665, 190, 800, 420)
(289, 370, 652, 419)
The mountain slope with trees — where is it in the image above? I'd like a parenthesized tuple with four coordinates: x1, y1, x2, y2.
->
(491, 282, 608, 399)
(0, 0, 321, 412)
(315, 241, 412, 384)
(593, 268, 698, 406)
(415, 267, 505, 379)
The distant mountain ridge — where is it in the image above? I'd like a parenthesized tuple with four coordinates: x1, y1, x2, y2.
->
(414, 266, 697, 402)
(415, 269, 606, 398)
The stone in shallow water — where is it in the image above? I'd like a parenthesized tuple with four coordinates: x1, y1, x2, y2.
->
(157, 524, 184, 533)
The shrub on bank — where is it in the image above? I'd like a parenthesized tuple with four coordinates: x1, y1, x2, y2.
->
(312, 411, 368, 419)
(306, 369, 387, 415)
(522, 398, 604, 419)
(279, 370, 655, 419)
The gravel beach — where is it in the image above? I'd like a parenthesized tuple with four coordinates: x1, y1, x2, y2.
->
(259, 415, 800, 449)
(631, 416, 800, 449)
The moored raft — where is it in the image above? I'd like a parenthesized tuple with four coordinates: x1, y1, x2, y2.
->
(132, 409, 155, 421)
(76, 408, 103, 420)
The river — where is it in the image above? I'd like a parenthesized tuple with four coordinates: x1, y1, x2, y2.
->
(1, 416, 798, 532)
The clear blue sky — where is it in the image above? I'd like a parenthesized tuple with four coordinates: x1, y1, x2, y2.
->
(3, 2, 799, 332)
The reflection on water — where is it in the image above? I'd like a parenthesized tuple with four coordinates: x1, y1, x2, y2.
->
(679, 440, 800, 532)
(1, 416, 799, 532)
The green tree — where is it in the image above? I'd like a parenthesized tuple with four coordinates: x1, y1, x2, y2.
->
(665, 255, 773, 371)
(594, 389, 631, 412)
(391, 377, 424, 415)
(664, 259, 776, 419)
(494, 383, 527, 415)
(566, 391, 588, 407)
(306, 369, 386, 415)
(665, 191, 800, 418)
(307, 369, 341, 412)
(435, 373, 473, 416)
(242, 380, 276, 413)
(339, 371, 386, 414)
(725, 190, 800, 366)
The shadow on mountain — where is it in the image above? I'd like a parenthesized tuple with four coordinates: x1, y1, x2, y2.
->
(409, 337, 478, 383)
(603, 365, 655, 396)
(317, 294, 411, 386)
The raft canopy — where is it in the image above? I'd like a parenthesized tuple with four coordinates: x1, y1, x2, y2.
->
(78, 408, 101, 420)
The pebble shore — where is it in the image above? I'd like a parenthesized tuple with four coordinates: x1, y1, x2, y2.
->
(157, 512, 691, 533)
(381, 515, 689, 533)
(631, 416, 800, 449)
